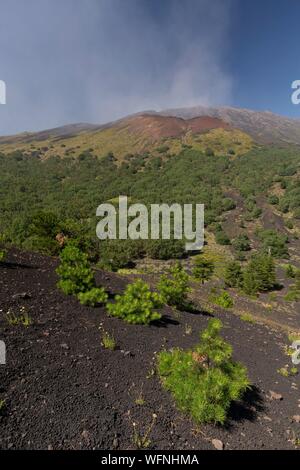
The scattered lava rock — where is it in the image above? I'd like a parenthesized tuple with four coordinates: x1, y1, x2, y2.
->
(212, 439, 224, 450)
(269, 391, 283, 401)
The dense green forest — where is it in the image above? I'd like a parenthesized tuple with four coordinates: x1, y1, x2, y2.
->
(0, 146, 300, 268)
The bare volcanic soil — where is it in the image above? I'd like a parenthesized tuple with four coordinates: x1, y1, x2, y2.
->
(0, 250, 300, 450)
(120, 114, 230, 140)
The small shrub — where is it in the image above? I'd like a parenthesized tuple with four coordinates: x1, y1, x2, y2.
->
(23, 235, 59, 255)
(252, 207, 263, 219)
(277, 367, 289, 377)
(6, 309, 19, 326)
(20, 310, 32, 327)
(133, 385, 146, 406)
(268, 195, 279, 205)
(284, 289, 300, 302)
(101, 331, 116, 350)
(235, 250, 246, 261)
(145, 239, 185, 260)
(232, 234, 251, 252)
(6, 307, 32, 327)
(242, 253, 276, 295)
(256, 229, 289, 259)
(77, 287, 108, 306)
(290, 367, 298, 376)
(215, 231, 231, 246)
(98, 239, 142, 271)
(293, 208, 300, 219)
(242, 269, 260, 296)
(224, 261, 243, 288)
(135, 394, 145, 406)
(26, 210, 61, 255)
(213, 290, 234, 309)
(278, 366, 298, 377)
(240, 313, 256, 324)
(285, 220, 294, 230)
(222, 198, 236, 211)
(286, 264, 296, 278)
(157, 319, 249, 424)
(0, 399, 6, 412)
(107, 279, 162, 325)
(156, 145, 170, 154)
(56, 245, 94, 295)
(295, 270, 300, 290)
(192, 257, 214, 284)
(158, 263, 191, 308)
(131, 413, 157, 449)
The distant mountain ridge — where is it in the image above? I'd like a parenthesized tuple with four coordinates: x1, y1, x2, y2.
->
(0, 123, 99, 145)
(159, 106, 300, 146)
(1, 105, 300, 159)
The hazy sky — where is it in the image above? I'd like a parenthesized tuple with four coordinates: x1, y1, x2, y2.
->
(0, 0, 300, 135)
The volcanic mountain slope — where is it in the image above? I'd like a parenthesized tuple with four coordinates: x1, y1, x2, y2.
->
(1, 105, 300, 160)
(0, 112, 252, 160)
(159, 105, 300, 146)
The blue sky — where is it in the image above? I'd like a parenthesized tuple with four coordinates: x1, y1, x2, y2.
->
(230, 0, 300, 116)
(0, 0, 299, 135)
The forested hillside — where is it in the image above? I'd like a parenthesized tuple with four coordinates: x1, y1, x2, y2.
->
(1, 144, 300, 275)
